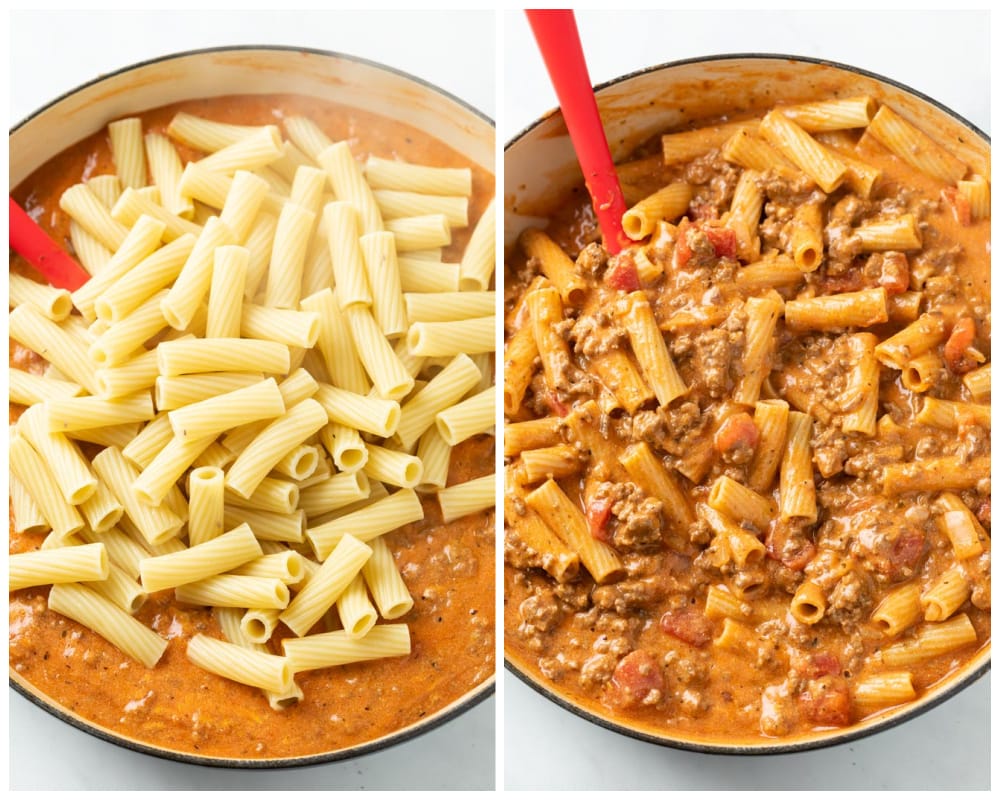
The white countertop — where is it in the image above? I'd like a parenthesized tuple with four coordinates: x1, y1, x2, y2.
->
(8, 9, 495, 791)
(502, 8, 990, 791)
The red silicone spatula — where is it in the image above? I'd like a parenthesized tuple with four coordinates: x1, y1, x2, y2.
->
(9, 196, 90, 290)
(526, 9, 629, 254)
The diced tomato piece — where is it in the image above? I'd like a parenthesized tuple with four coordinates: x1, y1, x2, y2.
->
(545, 391, 569, 417)
(659, 607, 713, 647)
(604, 253, 640, 292)
(610, 649, 665, 708)
(821, 272, 865, 293)
(798, 676, 851, 727)
(878, 252, 910, 295)
(704, 226, 737, 260)
(943, 317, 979, 374)
(765, 522, 816, 572)
(943, 187, 972, 227)
(587, 498, 613, 542)
(889, 528, 927, 573)
(713, 412, 759, 456)
(675, 220, 693, 268)
(791, 650, 842, 679)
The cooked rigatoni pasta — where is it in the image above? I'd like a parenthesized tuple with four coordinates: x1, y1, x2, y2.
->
(759, 109, 846, 193)
(784, 287, 888, 331)
(225, 399, 328, 499)
(17, 403, 97, 505)
(623, 290, 686, 406)
(866, 104, 969, 185)
(10, 273, 73, 321)
(167, 377, 284, 440)
(111, 187, 202, 242)
(622, 182, 692, 241)
(187, 632, 292, 694)
(241, 607, 282, 644)
(321, 202, 373, 309)
(319, 421, 369, 473)
(157, 338, 290, 377)
(139, 523, 261, 592)
(398, 255, 461, 293)
(407, 316, 495, 358)
(313, 383, 400, 438)
(404, 291, 496, 324)
(282, 624, 411, 672)
(789, 580, 827, 625)
(415, 426, 452, 491)
(920, 565, 971, 623)
(92, 446, 183, 546)
(59, 182, 131, 252)
(435, 387, 495, 445)
(364, 156, 472, 196)
(346, 305, 415, 400)
(359, 231, 409, 337)
(48, 582, 168, 668)
(93, 233, 196, 323)
(437, 474, 495, 523)
(175, 574, 290, 609)
(9, 368, 83, 406)
(196, 125, 283, 175)
(879, 614, 979, 667)
(205, 245, 249, 338)
(525, 479, 624, 585)
(873, 312, 946, 370)
(263, 201, 314, 310)
(317, 141, 383, 235)
(9, 303, 100, 395)
(302, 288, 370, 395)
(733, 294, 782, 406)
(279, 533, 372, 636)
(721, 127, 798, 178)
(10, 542, 109, 591)
(10, 473, 51, 535)
(519, 228, 587, 306)
(131, 434, 215, 506)
(9, 434, 83, 539)
(871, 582, 922, 637)
(363, 444, 423, 489)
(144, 131, 193, 218)
(855, 213, 922, 251)
(336, 574, 378, 638)
(186, 466, 226, 547)
(361, 535, 414, 620)
(306, 488, 424, 561)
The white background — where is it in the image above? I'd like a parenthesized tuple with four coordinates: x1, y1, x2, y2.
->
(7, 9, 496, 791)
(503, 8, 991, 791)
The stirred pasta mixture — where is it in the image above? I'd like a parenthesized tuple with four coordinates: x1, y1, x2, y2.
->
(10, 94, 495, 759)
(504, 93, 989, 743)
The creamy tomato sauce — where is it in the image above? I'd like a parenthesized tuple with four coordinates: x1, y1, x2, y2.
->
(10, 93, 495, 760)
(504, 102, 989, 746)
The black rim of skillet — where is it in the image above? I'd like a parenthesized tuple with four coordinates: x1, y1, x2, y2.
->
(504, 52, 990, 755)
(9, 44, 495, 770)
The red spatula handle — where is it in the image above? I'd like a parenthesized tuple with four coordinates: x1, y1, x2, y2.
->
(526, 9, 629, 254)
(9, 196, 90, 290)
